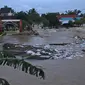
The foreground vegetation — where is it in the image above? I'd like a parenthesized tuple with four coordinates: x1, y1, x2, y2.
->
(0, 32, 6, 36)
(0, 44, 45, 85)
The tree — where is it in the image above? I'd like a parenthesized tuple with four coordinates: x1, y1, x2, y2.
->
(41, 13, 61, 28)
(74, 19, 83, 27)
(74, 9, 81, 15)
(22, 20, 28, 29)
(4, 5, 8, 8)
(80, 17, 85, 24)
(15, 11, 29, 29)
(15, 11, 28, 21)
(79, 13, 84, 17)
(0, 44, 45, 85)
(68, 20, 74, 27)
(3, 5, 15, 14)
(41, 17, 49, 27)
(15, 8, 42, 29)
(65, 9, 81, 15)
(27, 8, 41, 24)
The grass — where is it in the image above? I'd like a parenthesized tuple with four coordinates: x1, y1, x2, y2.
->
(0, 32, 6, 36)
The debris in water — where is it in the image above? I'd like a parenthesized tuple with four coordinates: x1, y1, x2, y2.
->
(44, 45, 50, 49)
(50, 43, 70, 46)
(3, 43, 85, 60)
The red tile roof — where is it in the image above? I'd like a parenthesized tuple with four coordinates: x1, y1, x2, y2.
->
(57, 15, 77, 19)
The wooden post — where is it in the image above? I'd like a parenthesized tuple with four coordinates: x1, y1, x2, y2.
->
(19, 20, 22, 32)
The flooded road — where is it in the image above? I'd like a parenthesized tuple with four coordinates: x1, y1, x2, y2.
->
(0, 28, 85, 85)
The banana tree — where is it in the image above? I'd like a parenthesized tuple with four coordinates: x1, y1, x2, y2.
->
(0, 45, 45, 85)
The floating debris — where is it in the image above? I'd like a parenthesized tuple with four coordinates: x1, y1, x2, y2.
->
(2, 43, 85, 60)
(49, 43, 70, 46)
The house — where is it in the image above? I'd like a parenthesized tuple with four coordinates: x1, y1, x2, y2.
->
(0, 7, 22, 32)
(57, 15, 81, 25)
(0, 7, 15, 19)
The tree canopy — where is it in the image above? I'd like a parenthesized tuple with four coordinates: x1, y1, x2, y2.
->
(65, 9, 81, 15)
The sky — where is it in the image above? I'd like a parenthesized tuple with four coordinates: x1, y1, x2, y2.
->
(0, 0, 85, 13)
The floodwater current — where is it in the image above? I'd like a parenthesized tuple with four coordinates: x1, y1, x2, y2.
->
(0, 29, 85, 85)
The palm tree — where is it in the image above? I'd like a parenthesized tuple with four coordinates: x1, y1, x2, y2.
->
(0, 44, 45, 85)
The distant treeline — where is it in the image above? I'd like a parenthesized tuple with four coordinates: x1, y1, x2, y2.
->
(1, 6, 85, 28)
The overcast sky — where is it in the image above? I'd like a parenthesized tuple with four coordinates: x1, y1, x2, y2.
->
(0, 0, 85, 13)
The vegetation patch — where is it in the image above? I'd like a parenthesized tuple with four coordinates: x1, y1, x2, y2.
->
(0, 32, 6, 36)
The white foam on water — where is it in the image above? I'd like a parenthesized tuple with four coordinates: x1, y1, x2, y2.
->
(42, 51, 46, 53)
(66, 57, 73, 59)
(35, 52, 41, 56)
(26, 50, 35, 55)
(40, 55, 50, 58)
(44, 45, 50, 49)
(19, 45, 24, 48)
(37, 49, 41, 52)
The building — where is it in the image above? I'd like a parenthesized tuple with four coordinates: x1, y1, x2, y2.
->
(0, 7, 15, 19)
(0, 7, 22, 32)
(57, 15, 81, 25)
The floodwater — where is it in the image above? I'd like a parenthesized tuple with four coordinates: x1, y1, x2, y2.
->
(0, 29, 74, 45)
(0, 58, 85, 85)
(0, 28, 85, 85)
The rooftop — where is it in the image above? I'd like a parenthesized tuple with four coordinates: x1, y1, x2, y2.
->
(57, 15, 82, 24)
(57, 15, 77, 19)
(0, 8, 13, 14)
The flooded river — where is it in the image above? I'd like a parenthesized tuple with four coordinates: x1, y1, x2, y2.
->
(0, 28, 85, 85)
(0, 29, 74, 45)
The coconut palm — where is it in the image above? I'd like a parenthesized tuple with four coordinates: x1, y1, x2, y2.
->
(0, 44, 45, 85)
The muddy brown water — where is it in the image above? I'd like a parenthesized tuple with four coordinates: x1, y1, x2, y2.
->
(0, 30, 74, 45)
(0, 58, 85, 85)
(0, 29, 85, 85)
